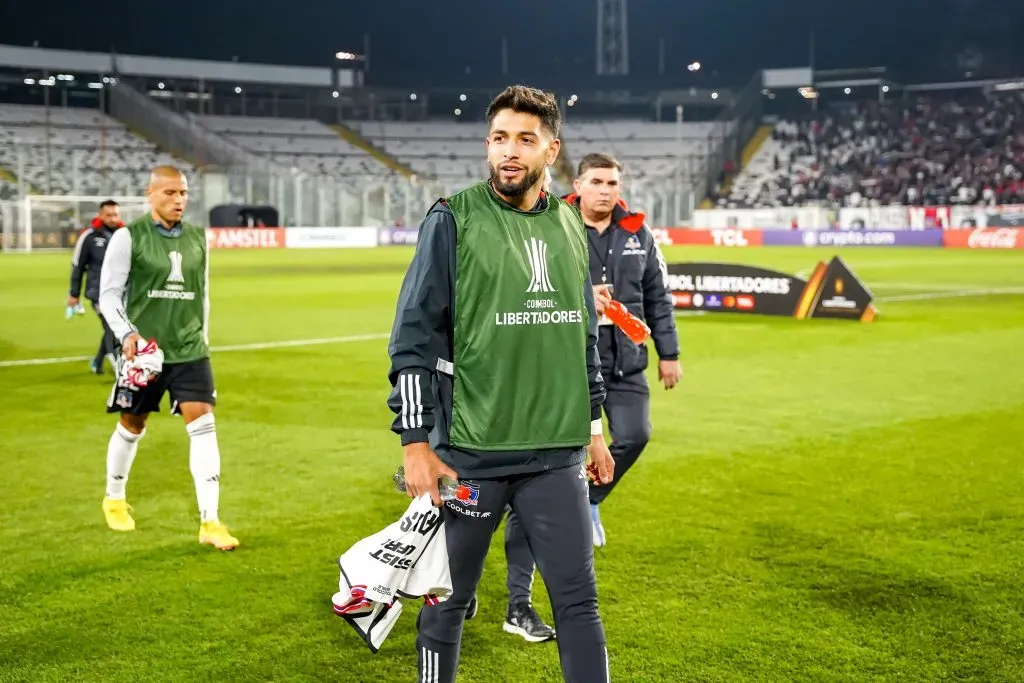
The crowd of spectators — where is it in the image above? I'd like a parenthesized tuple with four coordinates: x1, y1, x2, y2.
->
(718, 91, 1024, 208)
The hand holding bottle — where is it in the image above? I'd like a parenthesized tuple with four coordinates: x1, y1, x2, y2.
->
(604, 300, 651, 345)
(394, 443, 460, 506)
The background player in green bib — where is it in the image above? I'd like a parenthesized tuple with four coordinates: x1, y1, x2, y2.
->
(97, 166, 238, 551)
(387, 85, 615, 683)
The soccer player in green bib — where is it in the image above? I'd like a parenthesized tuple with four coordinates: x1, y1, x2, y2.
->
(387, 86, 615, 683)
(97, 166, 238, 551)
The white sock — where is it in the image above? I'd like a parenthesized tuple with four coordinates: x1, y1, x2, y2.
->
(187, 413, 221, 524)
(106, 423, 144, 499)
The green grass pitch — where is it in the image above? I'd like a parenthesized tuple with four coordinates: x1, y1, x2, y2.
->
(1, 245, 1023, 682)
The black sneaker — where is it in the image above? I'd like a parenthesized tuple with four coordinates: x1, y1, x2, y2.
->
(466, 594, 478, 620)
(503, 602, 556, 643)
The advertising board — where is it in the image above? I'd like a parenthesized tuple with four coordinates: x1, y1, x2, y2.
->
(667, 257, 877, 322)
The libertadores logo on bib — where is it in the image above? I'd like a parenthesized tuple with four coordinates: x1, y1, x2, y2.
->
(167, 251, 185, 283)
(493, 236, 583, 327)
(147, 249, 196, 300)
(524, 237, 556, 293)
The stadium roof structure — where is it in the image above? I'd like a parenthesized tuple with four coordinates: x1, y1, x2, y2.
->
(3, 42, 1018, 125)
(0, 43, 358, 89)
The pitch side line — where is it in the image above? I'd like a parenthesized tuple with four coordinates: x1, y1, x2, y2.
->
(3, 286, 1023, 369)
(875, 287, 1024, 303)
(0, 332, 390, 369)
(873, 281, 1024, 290)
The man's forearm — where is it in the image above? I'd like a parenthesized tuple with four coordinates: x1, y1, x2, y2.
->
(98, 229, 137, 342)
(386, 205, 453, 445)
(99, 293, 136, 342)
(69, 232, 89, 297)
(68, 265, 85, 298)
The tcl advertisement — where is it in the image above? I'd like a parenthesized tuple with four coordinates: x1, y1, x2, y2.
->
(942, 227, 1024, 249)
(660, 228, 763, 247)
(667, 258, 876, 321)
(206, 227, 285, 249)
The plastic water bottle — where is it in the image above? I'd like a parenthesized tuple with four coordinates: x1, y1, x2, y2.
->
(65, 302, 85, 320)
(605, 300, 651, 345)
(393, 465, 468, 502)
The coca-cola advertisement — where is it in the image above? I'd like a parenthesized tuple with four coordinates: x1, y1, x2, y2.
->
(377, 227, 419, 246)
(942, 227, 1024, 249)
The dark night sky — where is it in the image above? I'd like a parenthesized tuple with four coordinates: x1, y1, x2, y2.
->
(1, 0, 1021, 88)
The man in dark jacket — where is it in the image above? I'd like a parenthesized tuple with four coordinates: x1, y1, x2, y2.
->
(386, 85, 615, 683)
(68, 200, 123, 374)
(566, 153, 682, 535)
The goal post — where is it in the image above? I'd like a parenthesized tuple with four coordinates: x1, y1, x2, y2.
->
(1, 195, 150, 253)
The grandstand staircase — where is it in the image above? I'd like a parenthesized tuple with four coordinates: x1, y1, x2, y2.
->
(329, 123, 417, 179)
(107, 82, 253, 172)
(123, 122, 200, 169)
(699, 123, 774, 209)
(0, 164, 41, 195)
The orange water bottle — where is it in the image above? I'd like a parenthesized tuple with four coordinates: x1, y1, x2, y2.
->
(605, 300, 651, 345)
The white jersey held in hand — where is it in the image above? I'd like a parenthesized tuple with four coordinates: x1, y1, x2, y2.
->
(332, 494, 452, 652)
(110, 339, 165, 410)
(121, 338, 165, 388)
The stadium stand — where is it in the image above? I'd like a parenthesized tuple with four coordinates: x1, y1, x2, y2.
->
(350, 119, 724, 190)
(200, 115, 401, 185)
(0, 104, 196, 197)
(561, 120, 722, 186)
(349, 121, 487, 186)
(718, 91, 1024, 209)
(0, 104, 726, 228)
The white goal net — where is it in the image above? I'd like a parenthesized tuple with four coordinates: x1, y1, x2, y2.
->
(1, 195, 150, 253)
